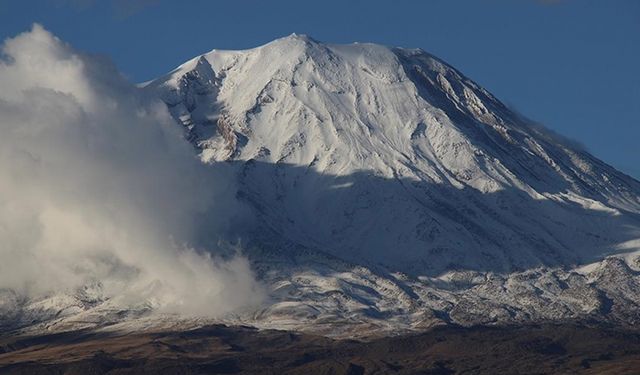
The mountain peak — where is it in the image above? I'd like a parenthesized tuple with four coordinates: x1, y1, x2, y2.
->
(284, 32, 314, 41)
(264, 33, 320, 49)
(145, 35, 640, 276)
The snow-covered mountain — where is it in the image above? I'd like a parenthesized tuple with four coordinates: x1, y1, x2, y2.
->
(145, 34, 640, 273)
(4, 34, 640, 337)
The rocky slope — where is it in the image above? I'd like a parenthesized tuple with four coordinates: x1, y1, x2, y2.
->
(3, 324, 640, 375)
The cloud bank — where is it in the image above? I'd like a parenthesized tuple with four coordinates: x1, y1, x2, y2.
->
(0, 24, 263, 316)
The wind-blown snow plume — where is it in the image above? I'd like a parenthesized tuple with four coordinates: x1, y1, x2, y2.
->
(0, 24, 263, 316)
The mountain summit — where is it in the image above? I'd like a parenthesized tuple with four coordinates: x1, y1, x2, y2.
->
(146, 35, 640, 276)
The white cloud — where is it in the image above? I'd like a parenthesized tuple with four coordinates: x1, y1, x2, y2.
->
(0, 24, 264, 316)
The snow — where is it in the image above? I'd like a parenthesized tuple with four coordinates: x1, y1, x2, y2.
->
(147, 34, 640, 275)
(4, 34, 640, 338)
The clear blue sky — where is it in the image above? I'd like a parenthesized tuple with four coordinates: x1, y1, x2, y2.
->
(1, 0, 638, 178)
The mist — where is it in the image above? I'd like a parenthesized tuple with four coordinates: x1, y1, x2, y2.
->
(0, 24, 264, 316)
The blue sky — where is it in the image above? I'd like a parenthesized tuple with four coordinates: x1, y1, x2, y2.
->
(1, 0, 638, 178)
